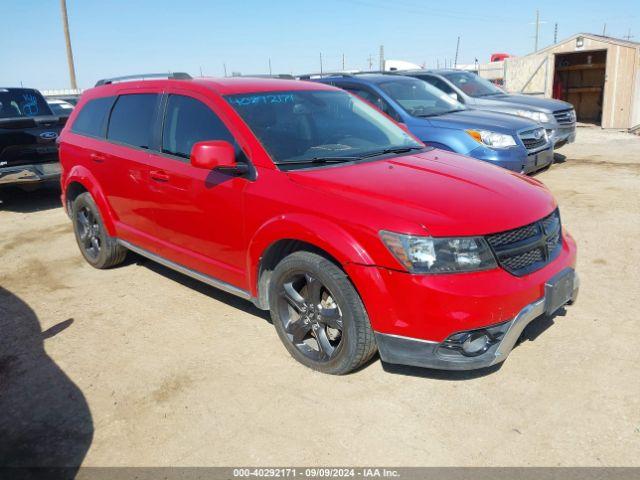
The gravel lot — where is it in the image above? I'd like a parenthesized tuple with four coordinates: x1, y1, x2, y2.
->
(1, 127, 639, 467)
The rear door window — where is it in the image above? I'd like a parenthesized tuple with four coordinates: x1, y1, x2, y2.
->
(161, 94, 239, 160)
(71, 96, 114, 137)
(107, 94, 159, 149)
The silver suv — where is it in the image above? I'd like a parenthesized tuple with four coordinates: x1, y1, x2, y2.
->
(401, 70, 577, 149)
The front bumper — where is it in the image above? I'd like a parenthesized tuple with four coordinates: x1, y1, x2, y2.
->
(547, 124, 576, 149)
(468, 144, 553, 175)
(0, 162, 61, 186)
(376, 270, 579, 370)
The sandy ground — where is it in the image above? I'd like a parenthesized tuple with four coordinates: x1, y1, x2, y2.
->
(1, 127, 639, 467)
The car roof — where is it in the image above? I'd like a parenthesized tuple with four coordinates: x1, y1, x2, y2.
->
(402, 69, 467, 76)
(84, 77, 336, 98)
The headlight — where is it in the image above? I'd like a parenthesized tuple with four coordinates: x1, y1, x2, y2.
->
(466, 129, 516, 149)
(514, 109, 551, 123)
(379, 231, 497, 274)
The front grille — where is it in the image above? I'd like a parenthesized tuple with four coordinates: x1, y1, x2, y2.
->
(553, 108, 576, 125)
(486, 209, 562, 276)
(519, 128, 548, 153)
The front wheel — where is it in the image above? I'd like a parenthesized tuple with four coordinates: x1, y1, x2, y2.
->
(269, 251, 377, 374)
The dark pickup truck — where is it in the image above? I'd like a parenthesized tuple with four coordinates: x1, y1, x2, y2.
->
(0, 87, 66, 188)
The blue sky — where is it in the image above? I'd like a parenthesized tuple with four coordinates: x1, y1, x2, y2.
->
(1, 0, 638, 90)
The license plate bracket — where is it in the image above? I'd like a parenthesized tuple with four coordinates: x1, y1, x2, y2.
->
(545, 268, 575, 315)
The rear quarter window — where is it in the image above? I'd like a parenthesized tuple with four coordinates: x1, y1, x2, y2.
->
(71, 96, 115, 137)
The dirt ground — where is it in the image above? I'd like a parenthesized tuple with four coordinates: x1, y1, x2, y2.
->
(1, 127, 639, 467)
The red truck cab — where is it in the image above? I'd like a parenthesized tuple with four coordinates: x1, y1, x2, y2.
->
(59, 73, 578, 374)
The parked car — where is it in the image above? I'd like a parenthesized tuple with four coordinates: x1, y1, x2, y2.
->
(312, 73, 553, 174)
(399, 70, 577, 148)
(46, 98, 75, 118)
(0, 87, 64, 188)
(59, 73, 579, 375)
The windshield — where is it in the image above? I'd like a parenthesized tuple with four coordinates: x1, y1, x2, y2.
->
(48, 101, 74, 116)
(0, 88, 53, 118)
(442, 72, 504, 98)
(377, 78, 465, 117)
(226, 90, 422, 166)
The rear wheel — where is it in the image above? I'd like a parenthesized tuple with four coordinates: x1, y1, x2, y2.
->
(72, 192, 126, 269)
(269, 251, 376, 374)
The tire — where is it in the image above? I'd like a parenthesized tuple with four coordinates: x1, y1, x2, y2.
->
(71, 192, 126, 269)
(269, 251, 377, 374)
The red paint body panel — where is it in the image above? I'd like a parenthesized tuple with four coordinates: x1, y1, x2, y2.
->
(59, 77, 577, 343)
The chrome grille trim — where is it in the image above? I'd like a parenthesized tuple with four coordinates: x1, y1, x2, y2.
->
(519, 127, 549, 154)
(553, 108, 576, 125)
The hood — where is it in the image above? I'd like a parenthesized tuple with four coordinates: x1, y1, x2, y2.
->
(475, 93, 573, 113)
(287, 149, 556, 237)
(424, 109, 538, 134)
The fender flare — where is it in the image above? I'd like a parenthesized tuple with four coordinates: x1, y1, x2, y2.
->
(246, 213, 375, 297)
(63, 165, 117, 236)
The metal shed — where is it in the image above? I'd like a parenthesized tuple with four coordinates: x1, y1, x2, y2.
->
(501, 33, 640, 129)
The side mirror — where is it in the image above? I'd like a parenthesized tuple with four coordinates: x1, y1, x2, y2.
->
(190, 140, 248, 176)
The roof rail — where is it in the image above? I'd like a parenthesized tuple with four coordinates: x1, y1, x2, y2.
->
(95, 72, 192, 87)
(297, 72, 355, 80)
(352, 70, 397, 75)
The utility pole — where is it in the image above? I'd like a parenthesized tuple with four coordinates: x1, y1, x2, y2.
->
(554, 23, 558, 44)
(367, 54, 374, 70)
(199, 66, 203, 77)
(534, 10, 540, 52)
(623, 28, 634, 40)
(268, 58, 272, 76)
(454, 36, 460, 68)
(379, 45, 384, 71)
(59, 0, 77, 90)
(223, 63, 228, 77)
(342, 53, 345, 70)
(602, 23, 607, 36)
(319, 52, 323, 74)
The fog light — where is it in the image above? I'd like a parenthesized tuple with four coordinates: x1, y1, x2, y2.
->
(462, 331, 490, 356)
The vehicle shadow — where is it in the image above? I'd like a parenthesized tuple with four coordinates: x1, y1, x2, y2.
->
(0, 183, 62, 213)
(381, 310, 561, 380)
(554, 153, 567, 164)
(134, 254, 271, 322)
(0, 287, 93, 475)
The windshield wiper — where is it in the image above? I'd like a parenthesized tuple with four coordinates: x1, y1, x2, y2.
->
(416, 108, 465, 117)
(275, 156, 360, 166)
(361, 146, 424, 158)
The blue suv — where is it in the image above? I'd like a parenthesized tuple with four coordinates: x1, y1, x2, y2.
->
(309, 74, 553, 174)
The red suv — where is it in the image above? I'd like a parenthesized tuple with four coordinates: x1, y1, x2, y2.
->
(59, 73, 579, 375)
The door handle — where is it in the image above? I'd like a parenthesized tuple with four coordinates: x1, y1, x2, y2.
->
(149, 170, 170, 182)
(90, 153, 106, 163)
